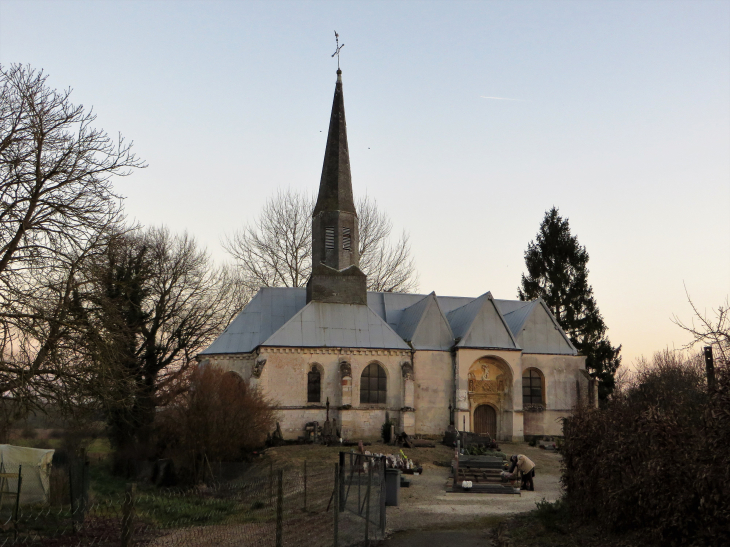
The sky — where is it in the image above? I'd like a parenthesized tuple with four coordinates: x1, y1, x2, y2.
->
(1, 0, 728, 367)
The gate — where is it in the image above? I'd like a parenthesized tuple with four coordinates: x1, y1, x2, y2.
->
(338, 452, 385, 543)
(474, 404, 497, 437)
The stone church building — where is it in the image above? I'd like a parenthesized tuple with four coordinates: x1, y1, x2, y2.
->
(200, 70, 590, 441)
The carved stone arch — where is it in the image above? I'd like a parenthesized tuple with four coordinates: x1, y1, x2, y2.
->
(339, 360, 352, 379)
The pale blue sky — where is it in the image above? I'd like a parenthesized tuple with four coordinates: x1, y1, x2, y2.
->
(1, 0, 729, 365)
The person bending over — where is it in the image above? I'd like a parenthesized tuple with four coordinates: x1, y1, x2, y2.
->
(508, 454, 535, 491)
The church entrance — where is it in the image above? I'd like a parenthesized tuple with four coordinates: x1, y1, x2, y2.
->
(474, 404, 497, 437)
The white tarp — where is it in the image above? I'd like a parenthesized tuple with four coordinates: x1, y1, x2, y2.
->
(0, 444, 54, 505)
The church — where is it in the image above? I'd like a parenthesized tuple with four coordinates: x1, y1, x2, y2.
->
(200, 70, 591, 442)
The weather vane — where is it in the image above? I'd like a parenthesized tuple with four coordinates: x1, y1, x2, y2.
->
(332, 31, 344, 69)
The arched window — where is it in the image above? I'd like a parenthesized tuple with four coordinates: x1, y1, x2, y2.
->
(307, 365, 321, 403)
(360, 363, 387, 404)
(522, 369, 544, 406)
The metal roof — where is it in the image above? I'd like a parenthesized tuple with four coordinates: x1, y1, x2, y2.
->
(262, 301, 410, 350)
(200, 287, 306, 354)
(500, 300, 536, 336)
(201, 287, 577, 356)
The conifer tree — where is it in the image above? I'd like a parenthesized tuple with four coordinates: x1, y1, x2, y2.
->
(518, 207, 621, 399)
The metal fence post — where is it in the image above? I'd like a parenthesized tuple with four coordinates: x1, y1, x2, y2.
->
(269, 460, 274, 505)
(303, 460, 307, 512)
(276, 469, 283, 547)
(364, 461, 372, 543)
(121, 483, 136, 547)
(338, 451, 345, 512)
(380, 456, 386, 537)
(333, 463, 339, 547)
(13, 465, 22, 540)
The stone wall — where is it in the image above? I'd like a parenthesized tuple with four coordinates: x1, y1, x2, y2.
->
(413, 351, 452, 435)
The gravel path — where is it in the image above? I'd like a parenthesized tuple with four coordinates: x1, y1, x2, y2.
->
(386, 442, 562, 534)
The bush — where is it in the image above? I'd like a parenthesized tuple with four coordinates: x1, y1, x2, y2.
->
(561, 350, 729, 545)
(535, 497, 570, 534)
(154, 365, 276, 482)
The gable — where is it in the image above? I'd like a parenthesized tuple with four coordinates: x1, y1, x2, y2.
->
(396, 293, 454, 350)
(515, 301, 577, 355)
(448, 293, 519, 350)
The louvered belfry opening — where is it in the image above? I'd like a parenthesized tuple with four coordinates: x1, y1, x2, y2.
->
(474, 404, 497, 437)
(325, 227, 335, 250)
(342, 227, 351, 251)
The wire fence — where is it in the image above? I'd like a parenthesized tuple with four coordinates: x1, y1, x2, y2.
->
(0, 455, 386, 547)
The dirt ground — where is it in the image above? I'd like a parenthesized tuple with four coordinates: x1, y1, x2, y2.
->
(265, 440, 563, 544)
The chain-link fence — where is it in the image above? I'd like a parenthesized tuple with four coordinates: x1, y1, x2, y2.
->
(0, 454, 386, 547)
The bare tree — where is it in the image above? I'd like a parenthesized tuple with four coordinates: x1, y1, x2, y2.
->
(673, 289, 729, 366)
(0, 64, 143, 417)
(72, 226, 234, 459)
(223, 189, 418, 301)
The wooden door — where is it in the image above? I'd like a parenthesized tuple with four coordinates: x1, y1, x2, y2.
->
(474, 405, 497, 438)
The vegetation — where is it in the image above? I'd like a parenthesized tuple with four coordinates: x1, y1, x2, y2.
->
(154, 365, 276, 481)
(223, 189, 418, 296)
(560, 348, 728, 545)
(518, 207, 621, 398)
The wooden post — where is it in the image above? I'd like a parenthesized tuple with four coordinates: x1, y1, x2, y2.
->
(121, 483, 136, 547)
(364, 461, 372, 543)
(276, 469, 283, 547)
(13, 465, 22, 540)
(303, 460, 307, 512)
(333, 463, 339, 547)
(705, 346, 716, 390)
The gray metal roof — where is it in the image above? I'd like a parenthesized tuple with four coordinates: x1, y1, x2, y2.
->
(447, 292, 520, 349)
(500, 300, 536, 336)
(201, 287, 577, 356)
(262, 302, 410, 350)
(394, 292, 454, 350)
(200, 288, 306, 354)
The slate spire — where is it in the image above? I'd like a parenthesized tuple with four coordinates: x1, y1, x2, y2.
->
(314, 69, 356, 215)
(307, 70, 367, 305)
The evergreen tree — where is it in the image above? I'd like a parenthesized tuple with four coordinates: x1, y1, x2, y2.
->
(518, 207, 621, 399)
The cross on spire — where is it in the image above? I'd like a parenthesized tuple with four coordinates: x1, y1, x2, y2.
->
(332, 30, 344, 69)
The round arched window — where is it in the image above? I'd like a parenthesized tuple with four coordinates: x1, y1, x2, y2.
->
(360, 363, 387, 404)
(307, 365, 321, 403)
(522, 369, 544, 405)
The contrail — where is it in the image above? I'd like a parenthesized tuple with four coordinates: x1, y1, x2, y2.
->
(480, 96, 523, 101)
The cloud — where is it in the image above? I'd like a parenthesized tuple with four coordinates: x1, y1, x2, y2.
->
(480, 96, 524, 101)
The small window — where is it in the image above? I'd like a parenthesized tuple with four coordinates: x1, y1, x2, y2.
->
(360, 363, 387, 404)
(307, 366, 321, 403)
(325, 227, 335, 250)
(342, 227, 351, 251)
(522, 369, 543, 406)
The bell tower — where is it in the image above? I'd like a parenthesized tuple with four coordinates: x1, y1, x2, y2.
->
(306, 70, 367, 305)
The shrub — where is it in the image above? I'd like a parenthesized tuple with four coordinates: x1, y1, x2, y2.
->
(561, 350, 729, 545)
(155, 365, 276, 481)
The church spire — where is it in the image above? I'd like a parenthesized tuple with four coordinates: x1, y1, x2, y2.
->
(307, 70, 367, 305)
(314, 69, 356, 216)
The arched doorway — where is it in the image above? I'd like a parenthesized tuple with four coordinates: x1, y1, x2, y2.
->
(474, 404, 497, 437)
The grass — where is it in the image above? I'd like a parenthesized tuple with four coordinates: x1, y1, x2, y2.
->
(506, 498, 648, 547)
